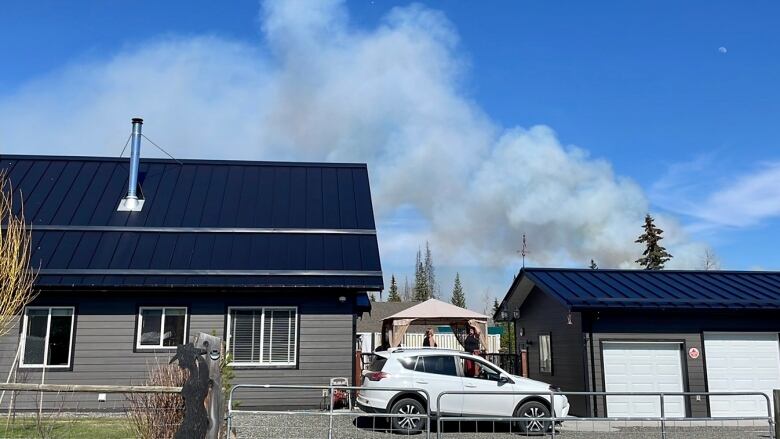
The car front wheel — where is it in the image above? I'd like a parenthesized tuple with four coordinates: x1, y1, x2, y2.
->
(389, 397, 425, 434)
(514, 400, 552, 435)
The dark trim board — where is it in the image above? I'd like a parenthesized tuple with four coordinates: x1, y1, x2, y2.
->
(699, 330, 711, 417)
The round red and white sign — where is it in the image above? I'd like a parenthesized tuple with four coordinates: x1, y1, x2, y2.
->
(688, 347, 700, 359)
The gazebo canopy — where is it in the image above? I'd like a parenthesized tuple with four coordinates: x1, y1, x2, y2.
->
(381, 299, 489, 350)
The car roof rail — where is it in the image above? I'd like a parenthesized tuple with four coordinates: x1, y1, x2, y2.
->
(387, 347, 464, 354)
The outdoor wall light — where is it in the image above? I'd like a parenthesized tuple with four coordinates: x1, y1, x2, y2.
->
(518, 327, 525, 337)
(566, 312, 573, 325)
(513, 309, 520, 319)
(338, 296, 347, 303)
(500, 310, 509, 320)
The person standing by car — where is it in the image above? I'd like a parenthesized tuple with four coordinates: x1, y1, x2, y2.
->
(422, 328, 437, 347)
(463, 326, 482, 377)
(464, 326, 481, 354)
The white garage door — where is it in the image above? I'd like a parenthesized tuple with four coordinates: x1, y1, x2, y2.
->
(704, 333, 780, 417)
(603, 342, 686, 418)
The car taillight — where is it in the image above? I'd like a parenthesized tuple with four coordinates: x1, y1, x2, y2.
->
(366, 372, 390, 381)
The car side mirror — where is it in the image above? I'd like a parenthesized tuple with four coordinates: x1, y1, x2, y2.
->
(498, 375, 514, 384)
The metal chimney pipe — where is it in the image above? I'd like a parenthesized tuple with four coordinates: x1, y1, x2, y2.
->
(118, 117, 145, 211)
(127, 117, 143, 200)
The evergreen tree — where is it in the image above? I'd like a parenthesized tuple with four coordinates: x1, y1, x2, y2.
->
(387, 275, 401, 302)
(589, 259, 598, 269)
(413, 249, 429, 301)
(635, 214, 672, 270)
(450, 273, 466, 308)
(369, 292, 377, 301)
(424, 242, 437, 298)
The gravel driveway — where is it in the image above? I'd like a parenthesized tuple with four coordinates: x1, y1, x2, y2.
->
(228, 410, 774, 439)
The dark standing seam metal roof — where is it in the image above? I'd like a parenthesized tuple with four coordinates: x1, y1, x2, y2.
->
(0, 155, 383, 289)
(510, 268, 780, 311)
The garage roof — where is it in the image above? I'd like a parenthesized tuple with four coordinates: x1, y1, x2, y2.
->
(1, 155, 383, 289)
(502, 268, 780, 312)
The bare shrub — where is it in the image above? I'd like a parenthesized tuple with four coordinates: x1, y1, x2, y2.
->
(127, 363, 187, 439)
(0, 171, 38, 337)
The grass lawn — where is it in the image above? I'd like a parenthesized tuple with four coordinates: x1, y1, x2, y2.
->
(0, 417, 134, 438)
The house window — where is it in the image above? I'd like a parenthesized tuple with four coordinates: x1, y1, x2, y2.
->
(227, 307, 298, 366)
(20, 307, 75, 368)
(136, 307, 188, 349)
(539, 333, 552, 374)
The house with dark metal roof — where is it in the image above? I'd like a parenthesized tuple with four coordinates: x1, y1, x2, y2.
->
(495, 267, 780, 419)
(0, 119, 381, 409)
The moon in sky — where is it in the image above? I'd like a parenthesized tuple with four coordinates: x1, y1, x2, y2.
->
(718, 46, 728, 54)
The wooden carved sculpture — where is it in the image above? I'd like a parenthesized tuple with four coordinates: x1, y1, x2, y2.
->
(170, 343, 211, 439)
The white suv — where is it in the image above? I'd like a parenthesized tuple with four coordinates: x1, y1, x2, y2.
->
(357, 348, 569, 434)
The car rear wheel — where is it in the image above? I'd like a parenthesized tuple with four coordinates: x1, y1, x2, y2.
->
(513, 400, 551, 435)
(389, 398, 425, 434)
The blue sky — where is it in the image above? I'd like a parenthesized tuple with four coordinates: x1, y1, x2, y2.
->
(2, 1, 779, 308)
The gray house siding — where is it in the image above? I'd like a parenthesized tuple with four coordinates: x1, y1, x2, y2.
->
(0, 289, 356, 410)
(515, 288, 588, 416)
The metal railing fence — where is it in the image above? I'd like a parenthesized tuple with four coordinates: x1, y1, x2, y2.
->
(227, 383, 432, 439)
(226, 384, 776, 439)
(436, 390, 774, 439)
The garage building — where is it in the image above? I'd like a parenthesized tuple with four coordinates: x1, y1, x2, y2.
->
(495, 268, 780, 418)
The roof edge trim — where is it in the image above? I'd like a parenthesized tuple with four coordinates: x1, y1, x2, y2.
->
(17, 225, 376, 235)
(0, 154, 368, 169)
(37, 269, 383, 276)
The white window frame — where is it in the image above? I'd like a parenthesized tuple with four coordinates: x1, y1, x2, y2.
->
(226, 306, 298, 367)
(19, 306, 76, 369)
(135, 306, 188, 350)
(539, 333, 553, 374)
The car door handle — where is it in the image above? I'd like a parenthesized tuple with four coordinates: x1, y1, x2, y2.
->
(465, 384, 477, 388)
(415, 380, 428, 384)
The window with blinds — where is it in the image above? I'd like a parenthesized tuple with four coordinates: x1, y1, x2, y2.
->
(227, 307, 297, 366)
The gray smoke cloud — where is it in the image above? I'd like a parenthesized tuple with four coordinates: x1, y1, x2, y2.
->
(0, 0, 704, 270)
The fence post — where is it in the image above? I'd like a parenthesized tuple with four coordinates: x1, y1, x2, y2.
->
(328, 383, 335, 439)
(660, 393, 666, 439)
(773, 389, 779, 439)
(550, 390, 556, 439)
(194, 333, 224, 439)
